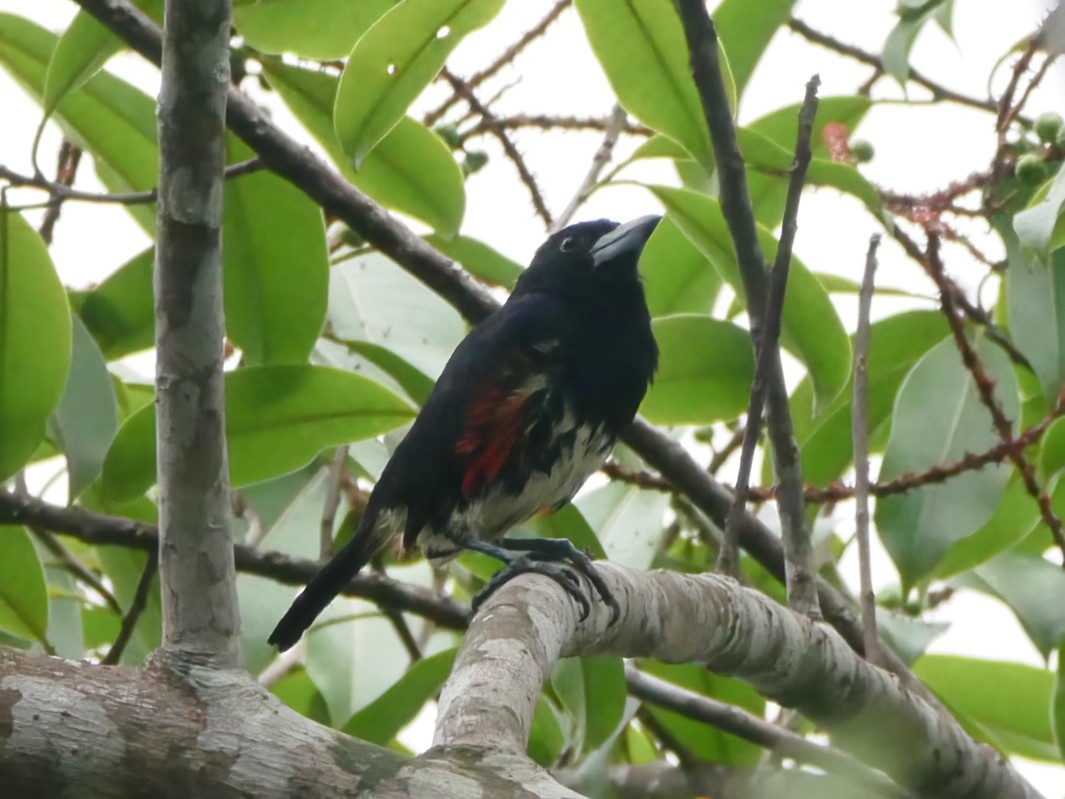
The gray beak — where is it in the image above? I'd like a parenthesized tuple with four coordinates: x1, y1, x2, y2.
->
(590, 214, 662, 267)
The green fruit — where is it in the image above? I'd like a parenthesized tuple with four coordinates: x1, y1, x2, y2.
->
(433, 125, 461, 150)
(849, 139, 875, 163)
(1016, 152, 1048, 184)
(462, 150, 488, 175)
(1035, 111, 1064, 144)
(1056, 125, 1065, 151)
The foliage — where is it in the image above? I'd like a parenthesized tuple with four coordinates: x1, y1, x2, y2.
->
(1, 0, 1064, 792)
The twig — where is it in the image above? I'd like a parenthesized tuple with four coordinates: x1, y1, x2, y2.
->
(38, 140, 81, 244)
(423, 0, 572, 127)
(786, 17, 1013, 120)
(101, 548, 158, 665)
(552, 105, 627, 231)
(320, 446, 348, 558)
(626, 667, 908, 798)
(30, 527, 123, 616)
(457, 113, 652, 144)
(440, 69, 553, 227)
(925, 237, 1065, 563)
(0, 490, 470, 631)
(0, 158, 263, 208)
(853, 235, 881, 663)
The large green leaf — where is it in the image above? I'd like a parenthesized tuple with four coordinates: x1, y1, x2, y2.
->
(426, 233, 523, 290)
(262, 60, 465, 235)
(577, 482, 668, 570)
(49, 316, 120, 500)
(789, 310, 949, 486)
(328, 253, 466, 379)
(224, 138, 329, 365)
(714, 0, 797, 98)
(1014, 166, 1065, 255)
(233, 0, 395, 60)
(42, 0, 163, 115)
(0, 213, 72, 481)
(550, 655, 626, 757)
(334, 0, 506, 167)
(640, 315, 754, 425)
(1006, 225, 1065, 400)
(76, 248, 155, 360)
(650, 185, 851, 407)
(876, 334, 1019, 587)
(0, 14, 158, 233)
(914, 655, 1058, 762)
(0, 527, 49, 646)
(638, 215, 721, 317)
(100, 366, 414, 501)
(344, 648, 457, 744)
(1054, 645, 1065, 764)
(574, 0, 715, 171)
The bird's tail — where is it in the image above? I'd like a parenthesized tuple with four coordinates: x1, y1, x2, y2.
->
(267, 511, 390, 651)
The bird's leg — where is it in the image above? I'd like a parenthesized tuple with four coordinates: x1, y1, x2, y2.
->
(463, 538, 591, 620)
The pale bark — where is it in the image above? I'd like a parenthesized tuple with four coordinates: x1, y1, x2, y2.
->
(435, 566, 1041, 799)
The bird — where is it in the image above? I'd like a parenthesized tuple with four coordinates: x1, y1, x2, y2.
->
(268, 215, 660, 651)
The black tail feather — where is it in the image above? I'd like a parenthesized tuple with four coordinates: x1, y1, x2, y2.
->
(268, 518, 383, 651)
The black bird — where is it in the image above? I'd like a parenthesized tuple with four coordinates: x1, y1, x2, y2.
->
(269, 216, 660, 650)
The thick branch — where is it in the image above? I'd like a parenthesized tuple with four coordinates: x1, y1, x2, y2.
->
(436, 567, 1042, 799)
(153, 0, 240, 666)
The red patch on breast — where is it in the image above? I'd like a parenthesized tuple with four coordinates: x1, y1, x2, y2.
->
(456, 388, 527, 497)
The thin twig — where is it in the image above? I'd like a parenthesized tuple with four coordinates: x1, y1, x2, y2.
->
(457, 113, 652, 144)
(853, 235, 881, 663)
(38, 140, 81, 244)
(30, 527, 123, 616)
(320, 446, 348, 558)
(440, 69, 553, 227)
(626, 667, 908, 798)
(423, 0, 572, 127)
(0, 158, 263, 207)
(101, 548, 158, 665)
(552, 105, 628, 231)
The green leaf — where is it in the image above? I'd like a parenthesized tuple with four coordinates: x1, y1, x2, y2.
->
(223, 139, 329, 365)
(790, 310, 949, 486)
(49, 316, 120, 500)
(881, 16, 923, 84)
(875, 611, 947, 666)
(344, 648, 457, 744)
(963, 552, 1065, 657)
(520, 503, 606, 561)
(42, 0, 163, 115)
(876, 334, 1019, 587)
(329, 253, 467, 379)
(528, 697, 566, 766)
(1006, 229, 1065, 400)
(334, 0, 506, 167)
(640, 661, 764, 766)
(262, 60, 465, 235)
(426, 233, 523, 289)
(914, 655, 1057, 761)
(0, 527, 50, 645)
(0, 14, 159, 232)
(714, 0, 797, 98)
(1041, 417, 1065, 476)
(0, 212, 72, 481)
(341, 340, 436, 406)
(640, 315, 753, 425)
(95, 544, 161, 663)
(1053, 645, 1065, 763)
(1015, 166, 1065, 255)
(934, 475, 1039, 578)
(574, 0, 715, 171)
(233, 0, 395, 60)
(580, 656, 626, 752)
(577, 482, 668, 570)
(76, 248, 155, 361)
(101, 365, 414, 501)
(269, 667, 331, 726)
(650, 185, 851, 407)
(638, 215, 721, 317)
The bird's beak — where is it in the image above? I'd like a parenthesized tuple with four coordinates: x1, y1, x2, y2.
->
(590, 214, 661, 268)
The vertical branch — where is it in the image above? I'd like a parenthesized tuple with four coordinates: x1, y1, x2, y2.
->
(677, 0, 821, 616)
(853, 235, 881, 662)
(552, 104, 628, 231)
(154, 0, 241, 667)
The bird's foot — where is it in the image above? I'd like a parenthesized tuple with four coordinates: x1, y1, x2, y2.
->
(464, 537, 620, 624)
(471, 556, 589, 619)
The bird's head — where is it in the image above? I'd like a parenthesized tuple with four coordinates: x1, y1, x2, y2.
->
(512, 215, 661, 301)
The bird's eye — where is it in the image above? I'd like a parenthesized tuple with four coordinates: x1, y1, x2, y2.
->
(559, 236, 579, 253)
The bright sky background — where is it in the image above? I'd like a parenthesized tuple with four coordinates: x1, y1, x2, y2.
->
(2, 0, 1064, 793)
